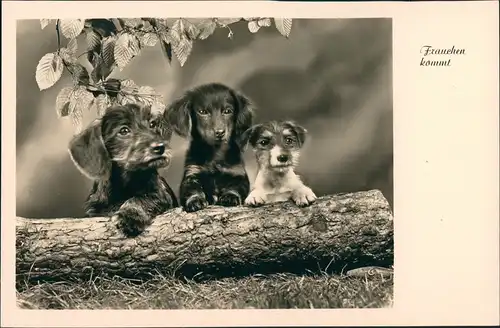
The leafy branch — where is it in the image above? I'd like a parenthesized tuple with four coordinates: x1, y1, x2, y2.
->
(35, 17, 293, 133)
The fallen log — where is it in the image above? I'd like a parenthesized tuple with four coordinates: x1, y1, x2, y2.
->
(16, 189, 394, 283)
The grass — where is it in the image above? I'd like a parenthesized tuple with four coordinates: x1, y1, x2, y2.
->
(17, 272, 393, 309)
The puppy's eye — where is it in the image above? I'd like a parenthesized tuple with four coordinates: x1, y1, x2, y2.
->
(118, 126, 130, 136)
(149, 121, 158, 129)
(259, 139, 270, 146)
(198, 109, 209, 115)
(285, 137, 294, 145)
(222, 107, 233, 115)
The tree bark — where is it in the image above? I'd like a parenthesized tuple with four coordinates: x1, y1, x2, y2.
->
(16, 189, 394, 283)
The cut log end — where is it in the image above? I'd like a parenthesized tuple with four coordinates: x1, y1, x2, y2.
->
(16, 189, 394, 283)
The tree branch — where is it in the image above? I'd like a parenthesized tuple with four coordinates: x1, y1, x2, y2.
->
(16, 190, 394, 283)
(111, 19, 123, 32)
(55, 19, 61, 51)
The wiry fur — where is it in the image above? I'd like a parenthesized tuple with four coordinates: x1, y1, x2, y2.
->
(240, 120, 317, 207)
(165, 83, 254, 212)
(68, 103, 178, 237)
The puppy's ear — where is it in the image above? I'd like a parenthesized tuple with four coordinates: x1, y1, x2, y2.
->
(68, 119, 111, 180)
(232, 90, 255, 139)
(284, 121, 308, 147)
(164, 94, 192, 138)
(238, 124, 261, 151)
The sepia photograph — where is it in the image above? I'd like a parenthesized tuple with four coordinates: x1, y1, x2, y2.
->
(15, 16, 394, 309)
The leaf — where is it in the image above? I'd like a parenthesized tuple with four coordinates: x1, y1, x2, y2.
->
(117, 93, 137, 105)
(93, 60, 113, 82)
(73, 87, 95, 110)
(274, 18, 292, 38)
(102, 36, 117, 67)
(168, 19, 198, 64)
(247, 21, 261, 34)
(119, 79, 139, 103)
(55, 87, 74, 117)
(216, 18, 242, 25)
(152, 18, 169, 31)
(157, 28, 168, 42)
(169, 19, 199, 41)
(60, 19, 85, 39)
(114, 33, 140, 69)
(101, 65, 114, 80)
(197, 19, 217, 40)
(70, 106, 84, 133)
(151, 102, 166, 115)
(94, 94, 110, 117)
(59, 48, 78, 64)
(138, 85, 155, 94)
(67, 38, 78, 55)
(151, 92, 166, 115)
(247, 17, 272, 33)
(172, 37, 193, 67)
(87, 19, 117, 38)
(142, 17, 157, 25)
(108, 97, 120, 107)
(35, 52, 64, 91)
(117, 81, 161, 107)
(40, 19, 53, 30)
(258, 18, 272, 27)
(102, 78, 121, 97)
(160, 40, 173, 64)
(68, 63, 90, 85)
(166, 28, 182, 46)
(87, 51, 99, 68)
(69, 86, 94, 133)
(153, 92, 165, 104)
(90, 54, 105, 82)
(139, 19, 155, 32)
(171, 19, 183, 32)
(140, 32, 159, 47)
(183, 19, 200, 40)
(85, 29, 102, 52)
(120, 18, 143, 28)
(121, 79, 138, 91)
(137, 86, 156, 106)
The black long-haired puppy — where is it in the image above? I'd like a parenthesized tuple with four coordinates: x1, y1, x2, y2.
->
(165, 83, 254, 212)
(69, 103, 178, 237)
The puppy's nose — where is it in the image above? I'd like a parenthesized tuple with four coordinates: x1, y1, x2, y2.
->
(215, 129, 225, 138)
(277, 154, 289, 163)
(151, 142, 165, 155)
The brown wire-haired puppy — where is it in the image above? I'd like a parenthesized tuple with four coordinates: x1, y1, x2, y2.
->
(165, 83, 254, 212)
(68, 103, 178, 237)
(240, 120, 317, 207)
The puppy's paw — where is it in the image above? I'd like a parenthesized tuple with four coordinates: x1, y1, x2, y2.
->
(113, 208, 150, 237)
(85, 209, 99, 218)
(217, 191, 242, 207)
(184, 194, 208, 212)
(292, 186, 317, 207)
(244, 190, 267, 207)
(84, 202, 107, 217)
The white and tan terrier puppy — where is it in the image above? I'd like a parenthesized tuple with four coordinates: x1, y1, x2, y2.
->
(239, 120, 317, 207)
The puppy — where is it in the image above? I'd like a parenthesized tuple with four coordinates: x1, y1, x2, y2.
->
(240, 120, 317, 207)
(68, 103, 178, 237)
(165, 83, 254, 212)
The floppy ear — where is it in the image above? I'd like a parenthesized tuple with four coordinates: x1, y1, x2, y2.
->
(164, 94, 192, 138)
(238, 124, 260, 151)
(284, 121, 308, 147)
(232, 90, 255, 139)
(68, 119, 111, 180)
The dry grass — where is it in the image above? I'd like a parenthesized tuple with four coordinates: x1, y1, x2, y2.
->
(17, 272, 393, 309)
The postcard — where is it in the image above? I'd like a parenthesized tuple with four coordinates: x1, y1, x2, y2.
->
(2, 1, 499, 327)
